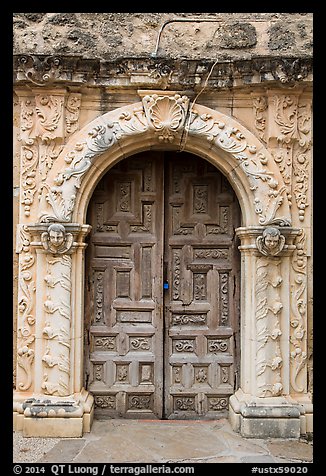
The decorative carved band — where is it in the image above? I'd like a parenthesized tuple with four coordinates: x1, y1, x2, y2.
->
(42, 254, 72, 396)
(16, 225, 36, 391)
(290, 230, 307, 393)
(33, 94, 292, 227)
(255, 256, 283, 397)
(14, 55, 312, 89)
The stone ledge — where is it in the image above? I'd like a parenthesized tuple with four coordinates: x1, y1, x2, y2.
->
(22, 417, 84, 438)
(13, 55, 313, 90)
(240, 417, 301, 439)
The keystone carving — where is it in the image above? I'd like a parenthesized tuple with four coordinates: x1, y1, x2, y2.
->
(142, 94, 189, 142)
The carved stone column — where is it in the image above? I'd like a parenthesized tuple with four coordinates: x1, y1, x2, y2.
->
(229, 226, 312, 438)
(13, 223, 93, 437)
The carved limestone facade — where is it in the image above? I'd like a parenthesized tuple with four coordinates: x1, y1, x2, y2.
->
(13, 54, 312, 438)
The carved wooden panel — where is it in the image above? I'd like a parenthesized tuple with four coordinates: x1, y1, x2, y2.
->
(164, 152, 241, 418)
(85, 151, 240, 419)
(85, 152, 164, 418)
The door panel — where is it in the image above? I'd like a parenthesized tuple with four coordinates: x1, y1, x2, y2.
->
(85, 151, 240, 419)
(164, 152, 240, 418)
(85, 152, 164, 418)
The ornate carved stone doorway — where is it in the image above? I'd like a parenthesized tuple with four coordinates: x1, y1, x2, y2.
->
(13, 92, 312, 438)
(84, 151, 241, 419)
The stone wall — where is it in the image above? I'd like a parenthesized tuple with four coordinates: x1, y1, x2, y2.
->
(13, 13, 312, 61)
(13, 13, 313, 437)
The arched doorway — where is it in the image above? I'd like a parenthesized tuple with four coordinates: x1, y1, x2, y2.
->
(84, 150, 241, 419)
(14, 93, 310, 439)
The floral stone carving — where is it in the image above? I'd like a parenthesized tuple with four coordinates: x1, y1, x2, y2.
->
(36, 96, 291, 227)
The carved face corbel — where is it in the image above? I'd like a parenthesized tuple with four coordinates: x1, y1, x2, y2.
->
(41, 223, 73, 254)
(256, 227, 285, 257)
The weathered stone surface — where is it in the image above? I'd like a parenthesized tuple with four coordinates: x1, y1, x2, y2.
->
(267, 440, 313, 462)
(217, 22, 257, 49)
(240, 418, 301, 439)
(39, 439, 86, 462)
(13, 13, 312, 60)
(18, 419, 313, 463)
(241, 455, 276, 463)
(46, 13, 80, 26)
(268, 24, 296, 51)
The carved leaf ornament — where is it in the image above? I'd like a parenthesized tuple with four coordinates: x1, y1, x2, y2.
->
(37, 94, 291, 227)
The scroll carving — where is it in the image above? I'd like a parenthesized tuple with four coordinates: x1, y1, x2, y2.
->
(129, 395, 152, 410)
(65, 94, 81, 137)
(95, 395, 116, 408)
(17, 55, 61, 86)
(37, 96, 292, 226)
(16, 225, 36, 391)
(174, 397, 195, 411)
(187, 109, 290, 226)
(290, 230, 307, 393)
(130, 337, 151, 351)
(255, 257, 283, 397)
(219, 272, 229, 325)
(208, 339, 228, 353)
(171, 314, 206, 325)
(19, 93, 67, 219)
(174, 340, 195, 353)
(20, 141, 39, 218)
(34, 95, 64, 140)
(252, 96, 268, 142)
(292, 102, 311, 222)
(208, 397, 228, 411)
(270, 95, 311, 222)
(95, 336, 116, 351)
(172, 249, 181, 300)
(95, 272, 104, 323)
(41, 254, 72, 396)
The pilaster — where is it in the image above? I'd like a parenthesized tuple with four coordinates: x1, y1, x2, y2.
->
(13, 223, 93, 437)
(229, 225, 312, 438)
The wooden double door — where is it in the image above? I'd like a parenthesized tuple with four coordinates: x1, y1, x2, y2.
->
(84, 151, 240, 419)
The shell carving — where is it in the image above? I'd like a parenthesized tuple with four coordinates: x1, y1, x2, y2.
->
(143, 94, 189, 142)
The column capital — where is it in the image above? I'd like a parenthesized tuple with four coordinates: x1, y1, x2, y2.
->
(236, 225, 301, 256)
(26, 222, 91, 254)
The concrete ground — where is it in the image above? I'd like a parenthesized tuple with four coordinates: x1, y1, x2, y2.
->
(14, 418, 313, 464)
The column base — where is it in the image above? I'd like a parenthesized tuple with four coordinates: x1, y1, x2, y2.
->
(13, 388, 94, 438)
(229, 389, 313, 439)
